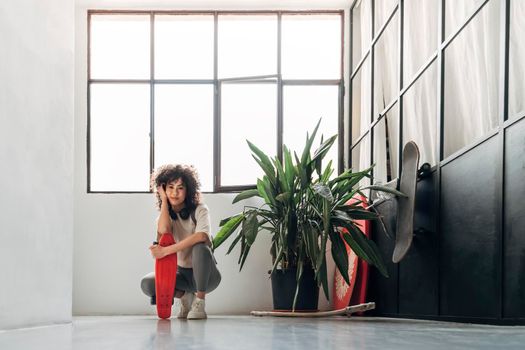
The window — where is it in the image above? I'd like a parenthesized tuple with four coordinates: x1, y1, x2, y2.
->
(88, 11, 343, 193)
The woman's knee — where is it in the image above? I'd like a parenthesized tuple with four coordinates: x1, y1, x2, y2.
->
(140, 272, 155, 296)
(192, 242, 212, 260)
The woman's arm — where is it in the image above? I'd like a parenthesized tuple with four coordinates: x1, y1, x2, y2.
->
(156, 185, 172, 240)
(149, 231, 209, 259)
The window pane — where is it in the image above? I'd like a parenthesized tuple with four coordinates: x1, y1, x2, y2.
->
(221, 83, 277, 186)
(352, 135, 371, 188)
(373, 104, 399, 183)
(155, 15, 214, 79)
(352, 0, 372, 73)
(444, 0, 500, 158)
(90, 84, 150, 191)
(154, 84, 214, 191)
(283, 86, 339, 172)
(218, 15, 277, 79)
(282, 14, 341, 79)
(352, 57, 371, 143)
(404, 0, 438, 84)
(509, 0, 525, 117)
(374, 13, 398, 121)
(445, 0, 485, 38)
(90, 15, 150, 79)
(403, 63, 437, 166)
(374, 0, 397, 35)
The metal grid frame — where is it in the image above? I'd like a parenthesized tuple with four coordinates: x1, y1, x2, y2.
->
(87, 10, 345, 194)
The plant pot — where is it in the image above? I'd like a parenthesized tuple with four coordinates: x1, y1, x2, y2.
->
(270, 267, 319, 311)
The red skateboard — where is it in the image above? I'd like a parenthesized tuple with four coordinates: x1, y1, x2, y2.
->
(155, 233, 178, 319)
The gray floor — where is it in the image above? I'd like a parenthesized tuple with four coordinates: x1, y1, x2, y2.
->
(1, 316, 524, 350)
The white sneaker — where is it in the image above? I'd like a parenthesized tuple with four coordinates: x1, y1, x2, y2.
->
(176, 292, 195, 319)
(187, 297, 207, 320)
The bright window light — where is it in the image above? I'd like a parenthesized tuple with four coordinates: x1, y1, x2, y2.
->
(155, 15, 214, 79)
(88, 12, 342, 192)
(154, 84, 214, 191)
(220, 83, 277, 186)
(283, 85, 339, 171)
(90, 15, 150, 79)
(218, 15, 277, 78)
(281, 15, 341, 79)
(90, 84, 150, 191)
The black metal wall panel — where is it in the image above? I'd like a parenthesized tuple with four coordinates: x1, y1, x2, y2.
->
(504, 118, 525, 319)
(369, 199, 398, 315)
(440, 136, 500, 318)
(399, 173, 439, 316)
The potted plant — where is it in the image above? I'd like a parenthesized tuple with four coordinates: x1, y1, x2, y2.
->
(212, 120, 403, 310)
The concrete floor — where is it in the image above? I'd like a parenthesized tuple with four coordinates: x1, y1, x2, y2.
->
(1, 316, 524, 350)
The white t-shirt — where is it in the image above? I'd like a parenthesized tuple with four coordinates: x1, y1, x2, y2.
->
(156, 203, 212, 268)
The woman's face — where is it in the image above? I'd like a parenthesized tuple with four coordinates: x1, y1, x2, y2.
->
(165, 178, 187, 210)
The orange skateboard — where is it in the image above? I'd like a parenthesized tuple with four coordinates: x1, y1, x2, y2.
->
(154, 233, 178, 319)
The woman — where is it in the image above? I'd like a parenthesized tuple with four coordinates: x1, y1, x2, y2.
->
(140, 164, 221, 320)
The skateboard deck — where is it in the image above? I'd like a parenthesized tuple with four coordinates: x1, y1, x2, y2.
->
(155, 233, 178, 319)
(251, 302, 375, 317)
(393, 141, 420, 263)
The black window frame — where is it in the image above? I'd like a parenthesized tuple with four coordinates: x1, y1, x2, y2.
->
(87, 10, 345, 194)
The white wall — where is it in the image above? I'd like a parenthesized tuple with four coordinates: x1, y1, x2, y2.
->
(0, 0, 74, 330)
(74, 0, 350, 315)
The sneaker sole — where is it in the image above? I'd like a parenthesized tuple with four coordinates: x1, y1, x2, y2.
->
(187, 313, 207, 320)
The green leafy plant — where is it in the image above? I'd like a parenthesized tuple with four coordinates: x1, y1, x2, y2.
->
(212, 120, 404, 307)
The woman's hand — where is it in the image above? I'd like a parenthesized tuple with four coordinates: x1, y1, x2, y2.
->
(149, 244, 168, 259)
(157, 184, 167, 202)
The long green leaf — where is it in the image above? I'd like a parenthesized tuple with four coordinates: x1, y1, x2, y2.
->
(301, 119, 321, 165)
(269, 245, 285, 276)
(283, 146, 295, 189)
(311, 134, 337, 165)
(212, 214, 245, 250)
(239, 243, 252, 271)
(233, 189, 260, 204)
(364, 185, 407, 198)
(330, 230, 350, 285)
(273, 157, 290, 193)
(319, 256, 329, 300)
(244, 212, 259, 245)
(334, 207, 379, 221)
(226, 232, 243, 255)
(340, 230, 371, 264)
(345, 222, 388, 277)
(247, 140, 276, 185)
(275, 192, 290, 202)
(257, 179, 272, 206)
(320, 160, 334, 183)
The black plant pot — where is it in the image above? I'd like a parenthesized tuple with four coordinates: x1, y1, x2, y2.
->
(270, 267, 319, 311)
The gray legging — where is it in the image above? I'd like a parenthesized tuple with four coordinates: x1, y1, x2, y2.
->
(141, 243, 221, 297)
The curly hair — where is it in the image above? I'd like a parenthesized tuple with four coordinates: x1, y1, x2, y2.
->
(150, 164, 201, 212)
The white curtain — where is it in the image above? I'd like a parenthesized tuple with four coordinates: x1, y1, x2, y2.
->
(373, 6, 399, 183)
(443, 0, 500, 157)
(401, 0, 439, 167)
(509, 0, 525, 117)
(351, 0, 372, 176)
